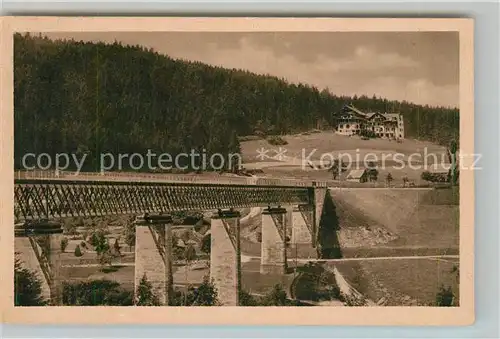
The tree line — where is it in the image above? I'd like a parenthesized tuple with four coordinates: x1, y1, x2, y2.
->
(14, 33, 459, 172)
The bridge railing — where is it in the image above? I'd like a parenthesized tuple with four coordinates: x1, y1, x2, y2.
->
(15, 170, 330, 188)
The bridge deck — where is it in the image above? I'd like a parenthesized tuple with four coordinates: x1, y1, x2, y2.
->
(15, 170, 330, 187)
(14, 173, 318, 221)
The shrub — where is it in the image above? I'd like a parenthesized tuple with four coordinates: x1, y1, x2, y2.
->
(60, 238, 68, 252)
(342, 293, 367, 306)
(266, 135, 288, 146)
(261, 284, 288, 306)
(294, 273, 319, 301)
(14, 258, 47, 306)
(238, 135, 262, 141)
(80, 241, 87, 248)
(63, 279, 133, 306)
(239, 290, 258, 306)
(421, 171, 447, 183)
(436, 285, 454, 306)
(173, 246, 185, 261)
(294, 262, 341, 302)
(185, 276, 220, 306)
(74, 245, 83, 257)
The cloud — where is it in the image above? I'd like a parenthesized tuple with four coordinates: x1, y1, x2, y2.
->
(169, 37, 457, 108)
(316, 46, 419, 73)
(39, 32, 459, 108)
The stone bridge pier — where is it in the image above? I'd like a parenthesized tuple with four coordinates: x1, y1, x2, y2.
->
(260, 207, 288, 275)
(14, 221, 63, 305)
(291, 205, 314, 246)
(134, 214, 174, 306)
(210, 209, 241, 306)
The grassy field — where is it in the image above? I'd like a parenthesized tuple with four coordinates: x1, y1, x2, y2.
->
(240, 131, 449, 185)
(241, 131, 447, 163)
(59, 261, 210, 290)
(60, 265, 136, 291)
(332, 257, 459, 306)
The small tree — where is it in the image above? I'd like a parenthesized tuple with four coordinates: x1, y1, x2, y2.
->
(367, 162, 379, 182)
(94, 232, 109, 255)
(89, 232, 99, 247)
(60, 237, 69, 253)
(187, 276, 219, 306)
(14, 258, 47, 306)
(93, 232, 114, 267)
(402, 175, 409, 187)
(436, 285, 454, 306)
(135, 274, 161, 306)
(74, 245, 83, 257)
(385, 173, 393, 187)
(329, 159, 348, 180)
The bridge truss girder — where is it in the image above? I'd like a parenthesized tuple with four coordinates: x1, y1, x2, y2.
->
(14, 179, 313, 221)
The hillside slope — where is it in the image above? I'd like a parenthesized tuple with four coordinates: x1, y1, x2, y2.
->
(329, 188, 459, 255)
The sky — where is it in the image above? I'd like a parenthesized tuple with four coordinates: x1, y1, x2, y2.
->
(42, 32, 459, 108)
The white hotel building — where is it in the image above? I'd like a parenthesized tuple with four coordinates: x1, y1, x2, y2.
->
(335, 104, 405, 140)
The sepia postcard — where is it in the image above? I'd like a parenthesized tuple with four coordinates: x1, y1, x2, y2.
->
(0, 17, 474, 326)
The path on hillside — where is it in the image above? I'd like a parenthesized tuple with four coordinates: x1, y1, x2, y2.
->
(239, 254, 459, 263)
(61, 254, 459, 269)
(330, 266, 376, 306)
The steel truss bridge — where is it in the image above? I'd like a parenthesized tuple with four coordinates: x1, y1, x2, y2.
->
(14, 171, 328, 222)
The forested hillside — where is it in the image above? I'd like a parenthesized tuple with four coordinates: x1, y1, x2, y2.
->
(14, 33, 459, 171)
